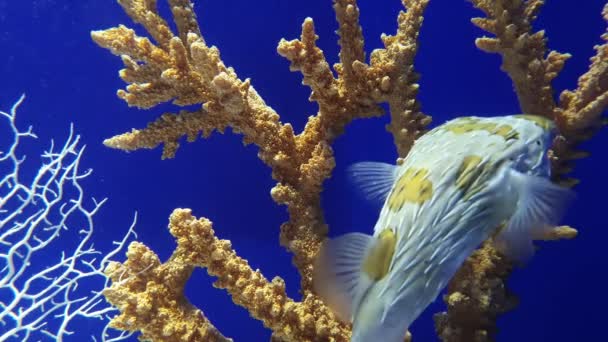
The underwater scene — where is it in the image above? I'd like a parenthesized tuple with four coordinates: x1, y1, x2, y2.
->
(0, 0, 606, 341)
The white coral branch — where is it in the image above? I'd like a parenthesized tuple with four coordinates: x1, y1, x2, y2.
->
(0, 95, 136, 342)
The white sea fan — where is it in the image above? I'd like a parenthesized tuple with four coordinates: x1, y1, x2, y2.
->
(0, 95, 135, 342)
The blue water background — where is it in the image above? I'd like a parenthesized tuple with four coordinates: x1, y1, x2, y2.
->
(0, 0, 605, 340)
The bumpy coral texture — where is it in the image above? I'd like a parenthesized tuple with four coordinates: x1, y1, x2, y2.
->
(92, 0, 606, 341)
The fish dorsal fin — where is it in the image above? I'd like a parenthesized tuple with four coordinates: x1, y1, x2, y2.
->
(313, 230, 396, 322)
(494, 170, 575, 263)
(347, 161, 399, 207)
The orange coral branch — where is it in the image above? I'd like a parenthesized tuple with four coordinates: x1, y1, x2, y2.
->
(471, 0, 570, 117)
(104, 209, 351, 341)
(552, 3, 608, 185)
(334, 0, 366, 86)
(103, 241, 231, 341)
(170, 209, 350, 341)
(278, 0, 431, 159)
(102, 108, 229, 159)
(371, 0, 432, 157)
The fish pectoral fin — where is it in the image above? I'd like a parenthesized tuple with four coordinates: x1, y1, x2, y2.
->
(347, 161, 399, 207)
(494, 170, 575, 263)
(313, 232, 376, 322)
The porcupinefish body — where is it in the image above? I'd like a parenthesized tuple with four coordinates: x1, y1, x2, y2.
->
(314, 115, 573, 342)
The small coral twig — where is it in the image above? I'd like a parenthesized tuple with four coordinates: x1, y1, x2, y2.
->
(552, 3, 608, 185)
(371, 0, 432, 157)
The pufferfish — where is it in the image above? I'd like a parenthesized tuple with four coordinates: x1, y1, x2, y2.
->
(313, 115, 573, 341)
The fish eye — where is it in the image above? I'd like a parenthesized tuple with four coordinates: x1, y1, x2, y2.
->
(536, 140, 541, 145)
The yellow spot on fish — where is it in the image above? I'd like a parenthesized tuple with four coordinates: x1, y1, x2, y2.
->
(456, 155, 483, 192)
(515, 114, 554, 130)
(362, 228, 396, 280)
(459, 160, 502, 200)
(442, 117, 519, 140)
(387, 168, 433, 211)
(494, 125, 519, 140)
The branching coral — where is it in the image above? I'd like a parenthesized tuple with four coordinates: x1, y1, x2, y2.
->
(104, 209, 350, 341)
(0, 95, 136, 341)
(433, 1, 608, 341)
(469, 0, 607, 187)
(91, 0, 606, 341)
(92, 0, 428, 340)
